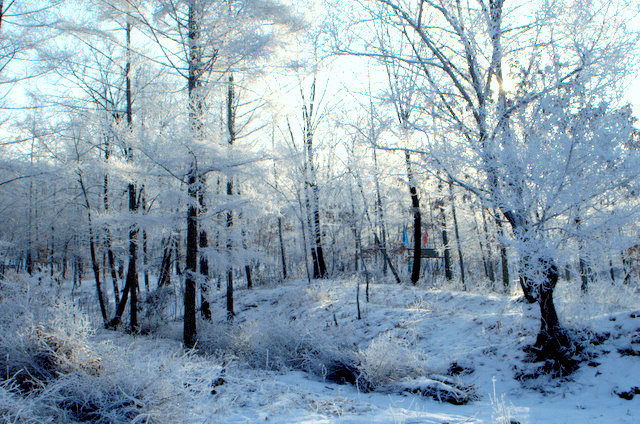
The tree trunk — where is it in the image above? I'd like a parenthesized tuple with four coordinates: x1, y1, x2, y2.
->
(78, 175, 108, 325)
(449, 182, 466, 289)
(406, 152, 421, 285)
(199, 229, 211, 319)
(88, 226, 107, 324)
(157, 237, 172, 287)
(226, 73, 236, 321)
(245, 265, 252, 289)
(143, 229, 149, 291)
(574, 216, 593, 293)
(199, 177, 211, 320)
(103, 136, 120, 305)
(495, 212, 510, 292)
(481, 207, 496, 285)
(278, 217, 287, 279)
(124, 18, 138, 333)
(534, 258, 577, 374)
(372, 146, 388, 275)
(504, 211, 575, 371)
(437, 181, 452, 280)
(473, 209, 491, 279)
(273, 147, 288, 280)
(302, 79, 327, 279)
(184, 168, 198, 347)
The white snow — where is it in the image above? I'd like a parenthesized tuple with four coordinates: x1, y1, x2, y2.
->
(3, 274, 640, 423)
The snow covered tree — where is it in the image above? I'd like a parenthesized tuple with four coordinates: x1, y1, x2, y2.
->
(335, 0, 640, 370)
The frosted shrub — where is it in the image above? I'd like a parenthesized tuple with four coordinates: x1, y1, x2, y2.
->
(0, 277, 222, 423)
(140, 286, 177, 334)
(0, 278, 96, 394)
(358, 335, 424, 388)
(490, 378, 516, 424)
(201, 314, 354, 377)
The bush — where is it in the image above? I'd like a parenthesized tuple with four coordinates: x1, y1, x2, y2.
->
(357, 334, 425, 388)
(199, 314, 356, 377)
(0, 277, 222, 424)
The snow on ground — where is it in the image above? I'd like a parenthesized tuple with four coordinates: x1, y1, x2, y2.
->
(179, 277, 640, 423)
(3, 273, 640, 423)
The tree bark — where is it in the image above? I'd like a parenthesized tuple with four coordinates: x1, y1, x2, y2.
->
(406, 152, 421, 285)
(184, 168, 198, 347)
(481, 207, 496, 285)
(302, 79, 327, 278)
(157, 237, 172, 287)
(278, 216, 287, 279)
(372, 146, 388, 275)
(495, 212, 510, 292)
(449, 182, 466, 289)
(199, 177, 211, 320)
(437, 180, 452, 280)
(226, 73, 236, 321)
(504, 211, 574, 368)
(78, 175, 108, 325)
(124, 18, 138, 333)
(184, 0, 204, 347)
(103, 137, 120, 305)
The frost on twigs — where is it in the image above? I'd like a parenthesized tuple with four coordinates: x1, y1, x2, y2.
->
(393, 375, 478, 405)
(139, 286, 177, 334)
(357, 337, 477, 403)
(0, 277, 223, 423)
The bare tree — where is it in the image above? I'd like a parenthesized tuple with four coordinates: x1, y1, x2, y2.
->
(341, 0, 640, 369)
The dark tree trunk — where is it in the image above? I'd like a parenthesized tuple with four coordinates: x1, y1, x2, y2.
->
(103, 138, 120, 305)
(226, 73, 236, 321)
(245, 265, 252, 289)
(504, 211, 575, 371)
(278, 217, 287, 279)
(107, 244, 120, 304)
(199, 178, 211, 320)
(124, 18, 138, 333)
(518, 259, 539, 304)
(579, 257, 593, 293)
(183, 0, 201, 348)
(199, 230, 211, 319)
(609, 258, 616, 282)
(437, 181, 452, 280)
(26, 250, 33, 276)
(481, 207, 496, 285)
(273, 150, 288, 280)
(88, 229, 107, 324)
(174, 237, 182, 276)
(50, 226, 55, 279)
(184, 168, 198, 347)
(533, 258, 577, 374)
(406, 153, 421, 285)
(449, 182, 466, 289)
(495, 213, 510, 292)
(575, 217, 593, 293)
(226, 270, 234, 321)
(102, 164, 120, 305)
(302, 79, 327, 279)
(474, 210, 491, 279)
(157, 237, 172, 287)
(143, 228, 149, 292)
(372, 146, 388, 275)
(78, 174, 108, 325)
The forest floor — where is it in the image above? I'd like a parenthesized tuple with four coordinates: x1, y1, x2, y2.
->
(2, 273, 640, 423)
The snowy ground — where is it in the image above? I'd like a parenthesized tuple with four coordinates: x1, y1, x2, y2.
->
(3, 273, 640, 423)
